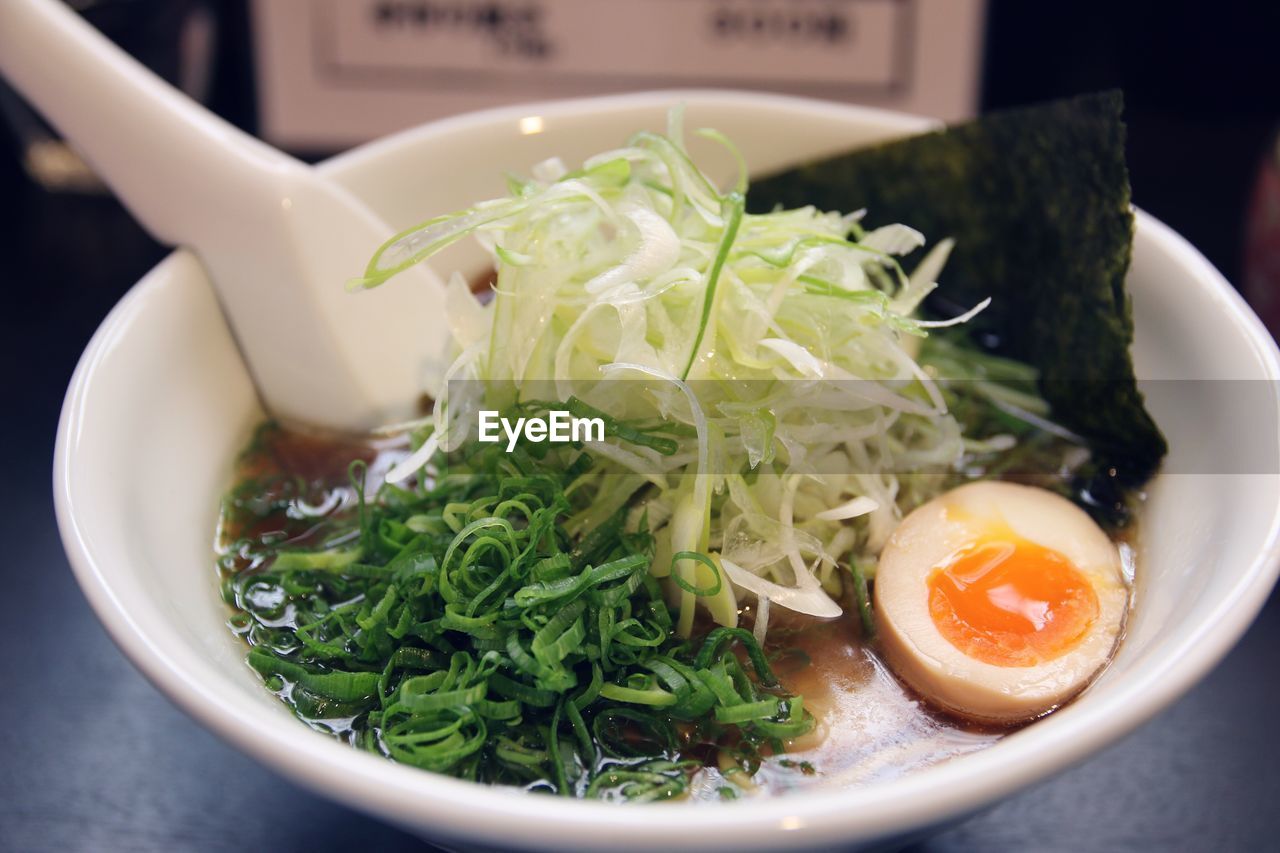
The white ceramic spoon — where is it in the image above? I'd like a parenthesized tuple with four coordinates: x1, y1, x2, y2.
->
(0, 0, 450, 430)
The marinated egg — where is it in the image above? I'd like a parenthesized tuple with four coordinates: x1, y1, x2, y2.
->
(874, 481, 1128, 723)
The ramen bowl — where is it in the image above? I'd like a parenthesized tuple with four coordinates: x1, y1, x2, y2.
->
(53, 91, 1280, 851)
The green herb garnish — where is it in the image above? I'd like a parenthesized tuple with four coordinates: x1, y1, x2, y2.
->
(222, 435, 812, 800)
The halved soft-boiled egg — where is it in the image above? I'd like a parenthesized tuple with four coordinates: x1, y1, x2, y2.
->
(874, 481, 1128, 723)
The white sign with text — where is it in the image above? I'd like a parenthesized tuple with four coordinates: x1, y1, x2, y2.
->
(252, 0, 985, 149)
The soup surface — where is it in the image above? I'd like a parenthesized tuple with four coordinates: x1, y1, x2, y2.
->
(218, 424, 1039, 799)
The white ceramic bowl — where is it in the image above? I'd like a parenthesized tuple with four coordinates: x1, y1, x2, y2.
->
(54, 91, 1280, 851)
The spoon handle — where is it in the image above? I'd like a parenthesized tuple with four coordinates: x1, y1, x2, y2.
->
(0, 0, 299, 245)
(0, 0, 453, 430)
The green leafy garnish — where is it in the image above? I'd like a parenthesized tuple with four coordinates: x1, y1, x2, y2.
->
(222, 436, 812, 800)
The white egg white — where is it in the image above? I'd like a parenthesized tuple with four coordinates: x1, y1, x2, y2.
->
(874, 481, 1128, 723)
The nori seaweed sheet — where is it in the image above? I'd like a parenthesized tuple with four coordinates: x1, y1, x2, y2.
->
(748, 91, 1167, 500)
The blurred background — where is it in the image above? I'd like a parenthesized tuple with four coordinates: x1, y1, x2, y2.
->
(1, 1, 1278, 851)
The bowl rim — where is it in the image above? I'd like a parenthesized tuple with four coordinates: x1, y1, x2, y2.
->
(53, 89, 1280, 850)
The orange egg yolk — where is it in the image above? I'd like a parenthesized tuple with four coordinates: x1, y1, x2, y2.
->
(927, 539, 1099, 667)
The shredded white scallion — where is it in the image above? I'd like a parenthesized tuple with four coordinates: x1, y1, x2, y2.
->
(385, 432, 439, 485)
(363, 113, 997, 637)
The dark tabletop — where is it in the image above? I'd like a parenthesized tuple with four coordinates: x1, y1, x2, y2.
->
(3, 4, 1280, 848)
